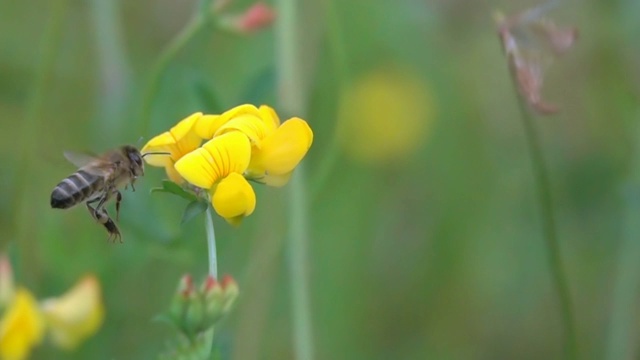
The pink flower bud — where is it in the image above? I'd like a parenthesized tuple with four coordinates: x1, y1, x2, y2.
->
(0, 253, 15, 306)
(218, 2, 276, 35)
(179, 274, 194, 299)
(239, 2, 276, 33)
(169, 274, 194, 325)
(202, 275, 239, 328)
(201, 274, 218, 294)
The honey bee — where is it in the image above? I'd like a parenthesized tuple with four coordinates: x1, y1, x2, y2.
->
(50, 145, 162, 242)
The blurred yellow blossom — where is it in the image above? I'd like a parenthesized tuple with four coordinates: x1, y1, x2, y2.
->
(337, 66, 435, 164)
(41, 275, 104, 350)
(142, 112, 204, 183)
(0, 289, 44, 360)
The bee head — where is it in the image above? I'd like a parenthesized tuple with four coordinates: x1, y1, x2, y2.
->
(123, 145, 145, 177)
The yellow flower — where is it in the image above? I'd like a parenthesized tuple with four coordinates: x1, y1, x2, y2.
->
(337, 65, 435, 165)
(142, 112, 204, 183)
(198, 104, 313, 186)
(41, 275, 104, 350)
(175, 131, 256, 225)
(193, 104, 278, 140)
(0, 289, 44, 360)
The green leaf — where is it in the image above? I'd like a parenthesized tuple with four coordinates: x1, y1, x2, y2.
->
(181, 201, 209, 225)
(150, 180, 198, 202)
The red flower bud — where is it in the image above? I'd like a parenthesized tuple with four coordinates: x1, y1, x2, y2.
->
(239, 2, 276, 33)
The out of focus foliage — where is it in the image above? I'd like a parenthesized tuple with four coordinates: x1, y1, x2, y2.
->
(0, 0, 639, 359)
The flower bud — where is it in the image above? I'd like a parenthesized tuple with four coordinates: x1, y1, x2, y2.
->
(221, 275, 239, 313)
(202, 276, 224, 326)
(0, 253, 15, 307)
(183, 291, 205, 336)
(168, 274, 193, 324)
(201, 275, 238, 328)
(238, 2, 276, 33)
(219, 2, 276, 35)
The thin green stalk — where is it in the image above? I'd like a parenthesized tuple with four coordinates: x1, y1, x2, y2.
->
(88, 0, 131, 139)
(275, 0, 315, 358)
(310, 0, 346, 202)
(516, 99, 578, 360)
(287, 166, 314, 360)
(205, 207, 218, 279)
(201, 207, 217, 357)
(605, 108, 640, 360)
(138, 6, 213, 135)
(326, 0, 349, 81)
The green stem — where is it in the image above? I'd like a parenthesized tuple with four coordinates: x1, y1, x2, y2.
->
(199, 207, 217, 358)
(326, 0, 349, 80)
(287, 167, 314, 360)
(138, 13, 211, 135)
(205, 207, 218, 279)
(309, 0, 346, 201)
(605, 109, 640, 360)
(276, 0, 315, 358)
(516, 100, 578, 360)
(88, 0, 131, 139)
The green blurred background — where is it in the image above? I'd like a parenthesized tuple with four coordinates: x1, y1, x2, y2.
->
(1, 0, 639, 358)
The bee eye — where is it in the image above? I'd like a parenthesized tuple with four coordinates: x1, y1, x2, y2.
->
(128, 151, 143, 168)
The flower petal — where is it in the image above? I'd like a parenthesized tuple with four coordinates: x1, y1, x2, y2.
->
(248, 118, 313, 176)
(260, 171, 293, 187)
(211, 173, 256, 225)
(219, 104, 261, 121)
(0, 289, 44, 360)
(165, 164, 185, 184)
(169, 112, 202, 140)
(194, 115, 229, 139)
(141, 132, 177, 167)
(169, 113, 203, 159)
(214, 115, 269, 146)
(41, 275, 104, 350)
(175, 132, 252, 189)
(174, 147, 218, 189)
(142, 112, 203, 168)
(258, 105, 280, 132)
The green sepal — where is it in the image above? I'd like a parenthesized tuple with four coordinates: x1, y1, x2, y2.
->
(181, 201, 209, 225)
(150, 180, 199, 202)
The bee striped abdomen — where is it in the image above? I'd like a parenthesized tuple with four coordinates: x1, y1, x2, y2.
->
(50, 170, 103, 209)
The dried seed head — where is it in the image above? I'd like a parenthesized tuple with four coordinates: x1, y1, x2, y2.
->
(496, 5, 577, 115)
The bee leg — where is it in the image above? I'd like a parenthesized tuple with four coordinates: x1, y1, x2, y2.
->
(86, 202, 122, 243)
(95, 189, 112, 211)
(114, 190, 122, 222)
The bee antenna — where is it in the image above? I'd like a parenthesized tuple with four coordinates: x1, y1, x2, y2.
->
(142, 151, 171, 158)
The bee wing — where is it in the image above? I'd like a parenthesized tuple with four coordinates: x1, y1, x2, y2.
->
(63, 150, 99, 168)
(63, 150, 114, 176)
